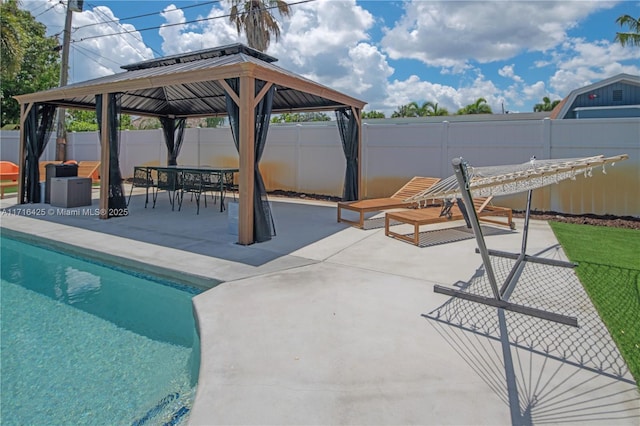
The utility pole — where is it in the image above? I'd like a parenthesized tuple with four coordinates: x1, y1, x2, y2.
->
(55, 0, 83, 161)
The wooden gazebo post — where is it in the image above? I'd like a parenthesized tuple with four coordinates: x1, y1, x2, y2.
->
(238, 75, 255, 245)
(99, 93, 110, 219)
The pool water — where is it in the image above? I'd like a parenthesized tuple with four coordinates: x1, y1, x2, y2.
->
(0, 236, 201, 425)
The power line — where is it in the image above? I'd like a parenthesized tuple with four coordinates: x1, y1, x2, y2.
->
(85, 2, 162, 57)
(74, 0, 222, 30)
(33, 1, 63, 18)
(71, 0, 316, 44)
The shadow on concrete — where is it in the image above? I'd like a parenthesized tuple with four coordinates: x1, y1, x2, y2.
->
(1, 193, 349, 267)
(423, 250, 639, 424)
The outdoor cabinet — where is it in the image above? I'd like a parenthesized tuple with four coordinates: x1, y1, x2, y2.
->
(50, 177, 92, 208)
(45, 163, 78, 203)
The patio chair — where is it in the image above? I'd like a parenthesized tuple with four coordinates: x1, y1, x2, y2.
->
(385, 196, 514, 246)
(154, 168, 182, 210)
(0, 161, 19, 198)
(178, 170, 205, 214)
(127, 166, 156, 208)
(337, 176, 441, 229)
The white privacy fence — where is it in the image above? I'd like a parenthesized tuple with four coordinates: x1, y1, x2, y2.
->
(1, 117, 638, 217)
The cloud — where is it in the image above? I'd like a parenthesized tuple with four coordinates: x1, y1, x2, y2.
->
(158, 2, 238, 54)
(21, 0, 636, 118)
(21, 0, 154, 83)
(380, 0, 613, 72)
(548, 37, 640, 95)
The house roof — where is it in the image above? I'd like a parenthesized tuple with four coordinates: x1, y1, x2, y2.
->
(550, 73, 640, 119)
(14, 43, 366, 117)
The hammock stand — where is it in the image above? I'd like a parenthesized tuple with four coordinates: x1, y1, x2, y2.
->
(407, 154, 629, 328)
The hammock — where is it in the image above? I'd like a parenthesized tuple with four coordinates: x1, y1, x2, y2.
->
(427, 154, 629, 327)
(405, 154, 629, 204)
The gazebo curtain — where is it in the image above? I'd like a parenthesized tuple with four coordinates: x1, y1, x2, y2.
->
(23, 103, 56, 203)
(159, 117, 187, 165)
(225, 77, 276, 243)
(96, 93, 128, 216)
(335, 107, 359, 201)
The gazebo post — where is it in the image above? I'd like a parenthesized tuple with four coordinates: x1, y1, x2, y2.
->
(238, 75, 255, 245)
(99, 93, 110, 219)
(352, 106, 362, 200)
(17, 102, 32, 204)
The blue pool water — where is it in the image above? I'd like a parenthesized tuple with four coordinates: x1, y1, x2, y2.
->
(0, 236, 202, 425)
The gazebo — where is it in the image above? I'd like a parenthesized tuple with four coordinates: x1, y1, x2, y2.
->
(13, 43, 366, 245)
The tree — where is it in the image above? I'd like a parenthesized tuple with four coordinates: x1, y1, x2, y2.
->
(457, 98, 493, 115)
(422, 101, 449, 116)
(361, 110, 385, 119)
(1, 0, 25, 78)
(391, 103, 420, 118)
(66, 109, 134, 132)
(271, 112, 330, 123)
(205, 117, 226, 128)
(533, 96, 561, 112)
(229, 0, 291, 52)
(1, 3, 60, 127)
(614, 15, 640, 47)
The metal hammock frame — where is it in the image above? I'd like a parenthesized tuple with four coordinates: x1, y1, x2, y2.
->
(414, 154, 628, 327)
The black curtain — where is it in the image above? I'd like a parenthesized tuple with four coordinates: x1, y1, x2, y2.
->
(96, 93, 128, 216)
(335, 107, 358, 201)
(225, 78, 276, 243)
(23, 103, 56, 203)
(160, 117, 187, 165)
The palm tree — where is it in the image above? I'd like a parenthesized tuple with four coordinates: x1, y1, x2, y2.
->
(614, 15, 640, 47)
(423, 101, 449, 116)
(457, 98, 493, 115)
(229, 0, 291, 52)
(1, 0, 25, 78)
(533, 96, 561, 112)
(392, 102, 423, 118)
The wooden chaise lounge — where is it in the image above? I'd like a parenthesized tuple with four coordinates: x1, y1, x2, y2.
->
(385, 197, 514, 246)
(337, 176, 441, 228)
(77, 161, 101, 183)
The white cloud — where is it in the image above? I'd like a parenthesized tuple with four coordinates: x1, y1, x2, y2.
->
(159, 2, 239, 54)
(380, 0, 613, 72)
(498, 65, 523, 83)
(20, 0, 637, 118)
(548, 37, 640, 96)
(21, 0, 154, 83)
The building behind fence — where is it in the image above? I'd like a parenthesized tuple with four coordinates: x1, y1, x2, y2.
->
(1, 117, 638, 217)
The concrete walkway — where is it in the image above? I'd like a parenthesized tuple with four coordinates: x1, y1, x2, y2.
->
(1, 189, 638, 425)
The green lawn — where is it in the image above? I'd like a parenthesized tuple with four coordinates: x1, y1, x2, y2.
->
(550, 222, 640, 385)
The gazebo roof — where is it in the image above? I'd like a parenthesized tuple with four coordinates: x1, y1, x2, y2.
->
(14, 43, 366, 117)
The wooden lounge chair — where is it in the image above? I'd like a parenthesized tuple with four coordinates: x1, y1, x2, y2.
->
(385, 197, 514, 246)
(1, 161, 20, 198)
(77, 161, 101, 183)
(38, 161, 62, 182)
(337, 176, 441, 228)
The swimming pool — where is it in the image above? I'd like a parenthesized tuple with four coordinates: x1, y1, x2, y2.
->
(0, 235, 202, 425)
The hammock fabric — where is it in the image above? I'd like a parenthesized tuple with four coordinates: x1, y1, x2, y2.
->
(405, 154, 629, 204)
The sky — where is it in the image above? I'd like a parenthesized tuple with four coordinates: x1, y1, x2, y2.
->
(20, 0, 640, 116)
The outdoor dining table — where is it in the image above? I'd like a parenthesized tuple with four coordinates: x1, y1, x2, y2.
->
(148, 165, 239, 213)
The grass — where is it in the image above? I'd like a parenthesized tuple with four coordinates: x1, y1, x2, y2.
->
(550, 221, 640, 385)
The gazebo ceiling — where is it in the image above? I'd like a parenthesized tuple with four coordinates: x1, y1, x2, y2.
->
(14, 43, 366, 117)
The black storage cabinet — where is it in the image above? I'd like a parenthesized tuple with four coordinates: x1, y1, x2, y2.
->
(45, 163, 78, 203)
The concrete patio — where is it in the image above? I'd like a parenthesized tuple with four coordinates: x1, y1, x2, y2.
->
(1, 187, 638, 425)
